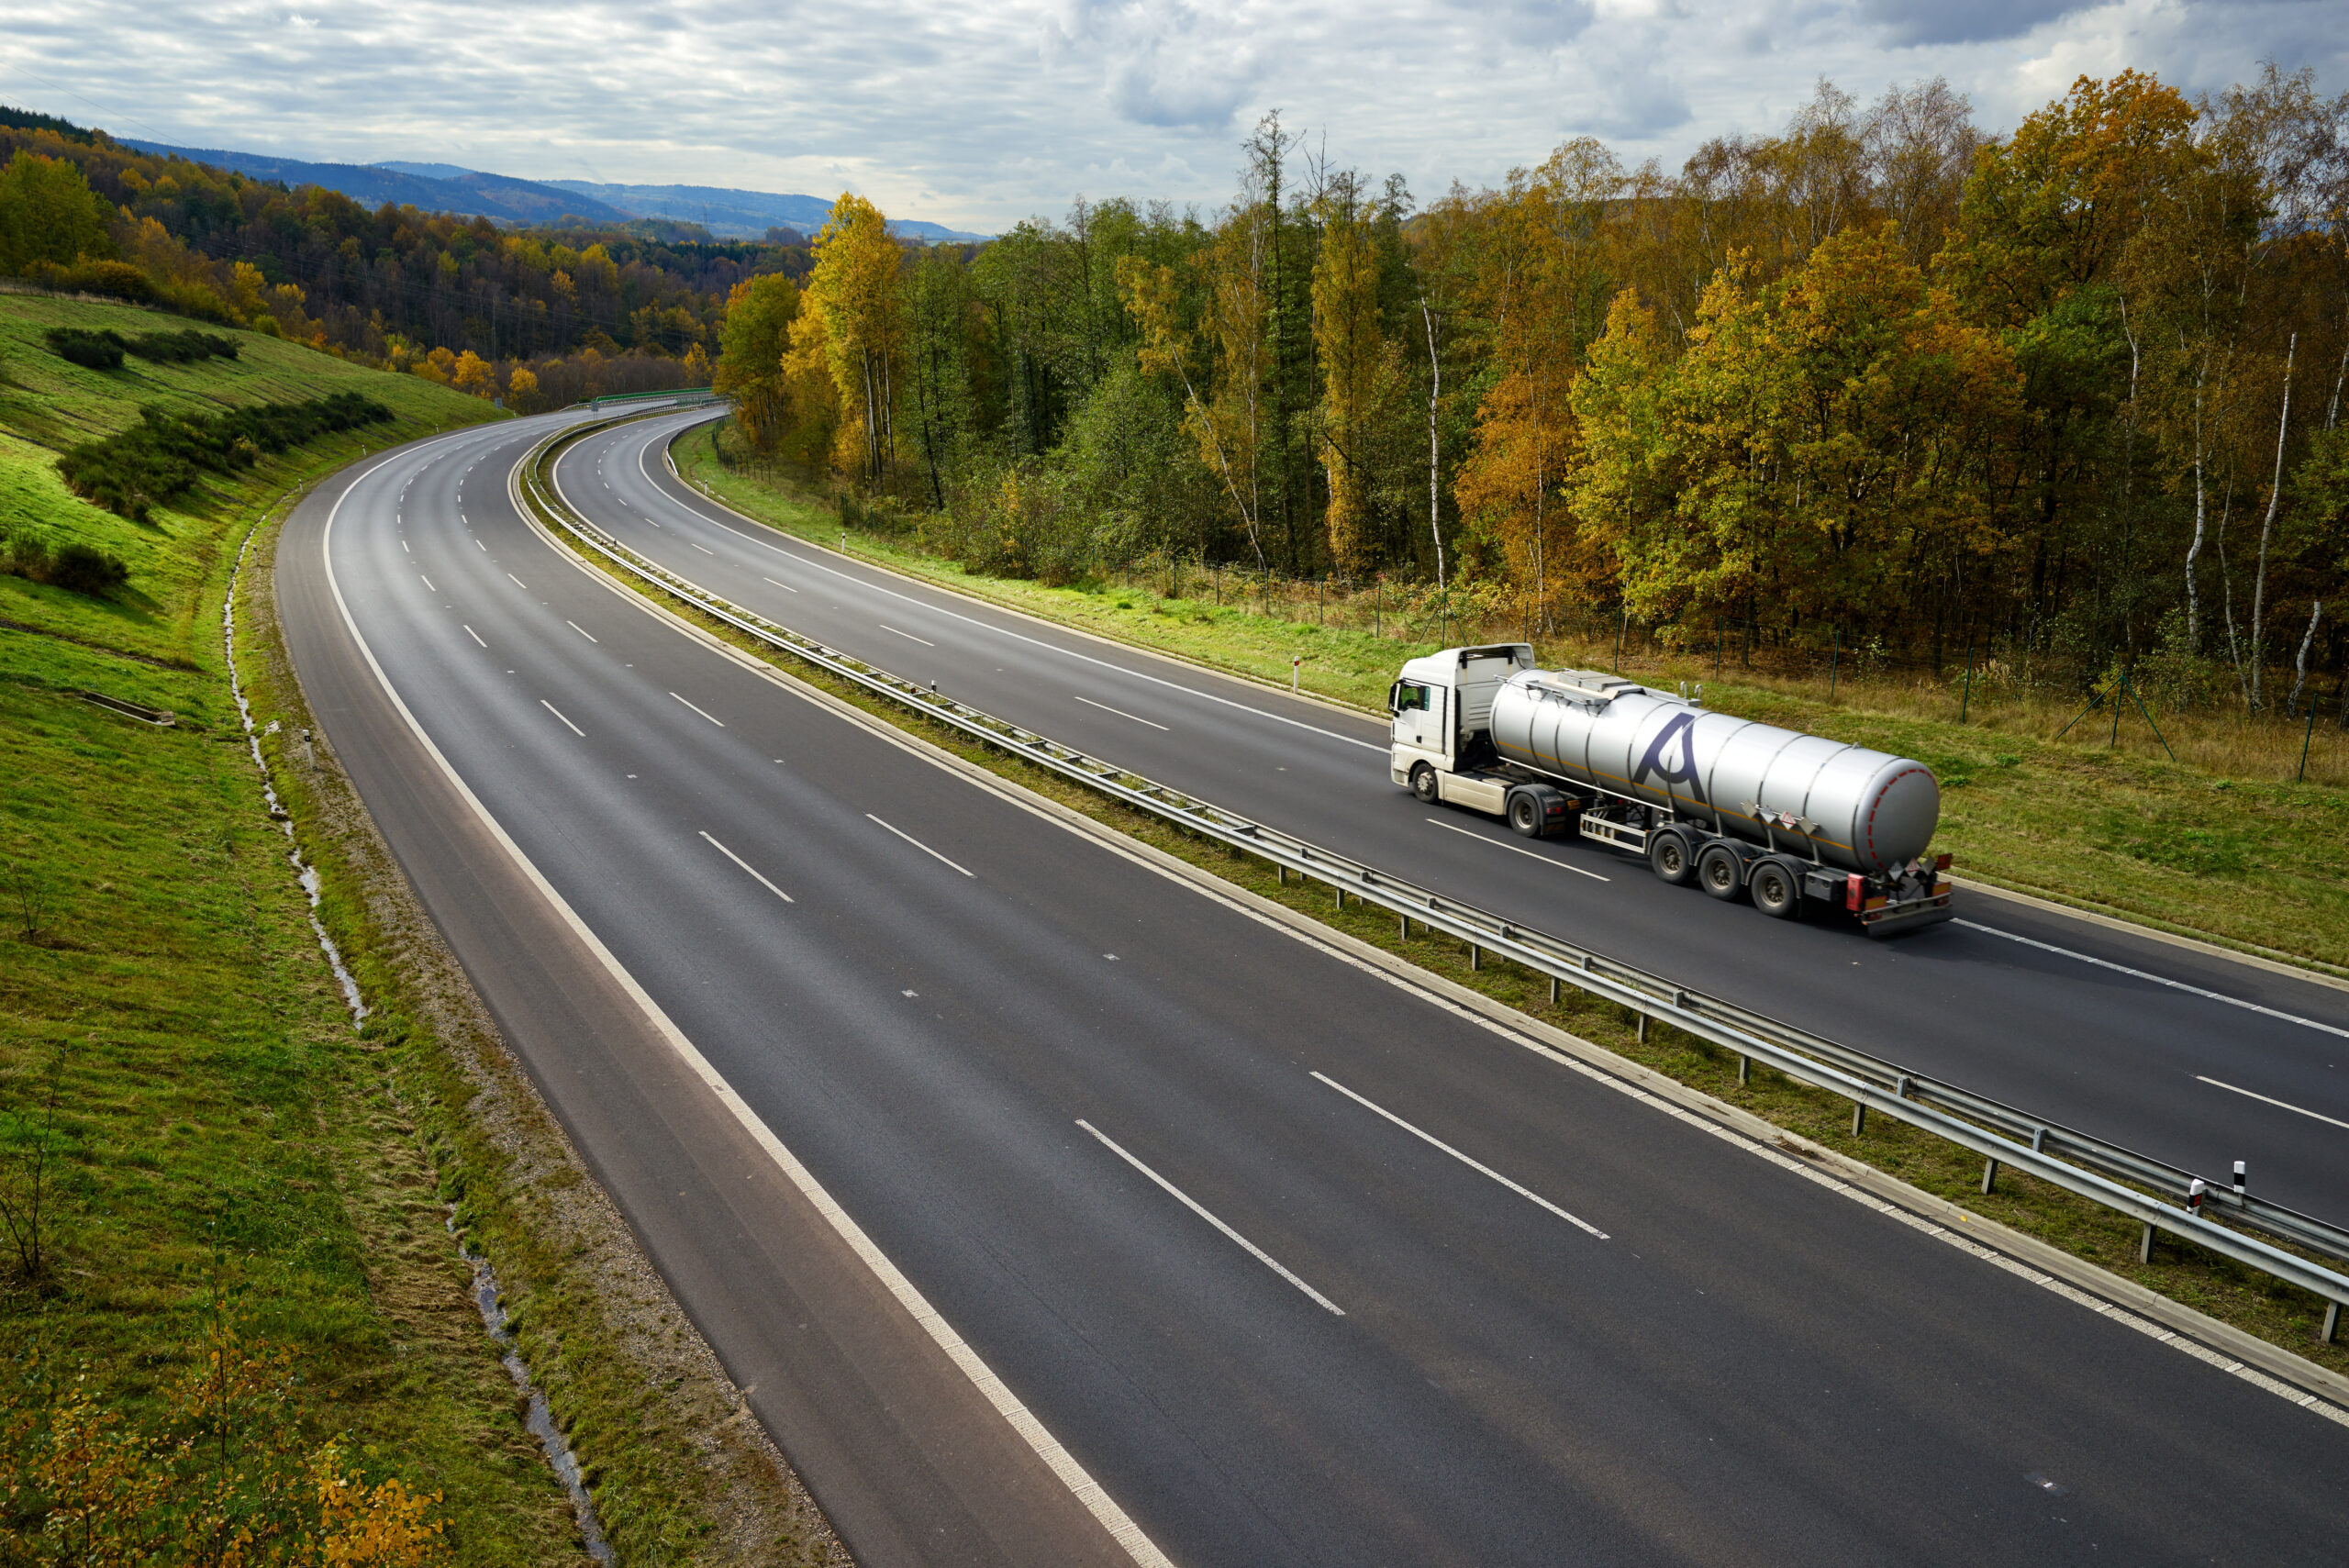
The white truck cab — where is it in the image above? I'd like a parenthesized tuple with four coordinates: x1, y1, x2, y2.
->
(1387, 643, 1536, 815)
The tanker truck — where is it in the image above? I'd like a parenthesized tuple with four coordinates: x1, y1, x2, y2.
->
(1388, 645, 1954, 934)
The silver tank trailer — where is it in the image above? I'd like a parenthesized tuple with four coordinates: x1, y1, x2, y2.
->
(1488, 669, 1940, 875)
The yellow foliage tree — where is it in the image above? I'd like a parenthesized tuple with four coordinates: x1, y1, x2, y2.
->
(451, 350, 494, 399)
(797, 194, 905, 485)
(1311, 193, 1384, 575)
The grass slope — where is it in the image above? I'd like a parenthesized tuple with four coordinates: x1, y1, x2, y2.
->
(677, 424, 2349, 975)
(0, 296, 594, 1556)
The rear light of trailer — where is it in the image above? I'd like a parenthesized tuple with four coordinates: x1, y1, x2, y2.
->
(1933, 852, 1953, 872)
(1845, 873, 1864, 912)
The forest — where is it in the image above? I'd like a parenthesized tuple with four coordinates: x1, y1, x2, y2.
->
(717, 68, 2349, 718)
(0, 106, 807, 407)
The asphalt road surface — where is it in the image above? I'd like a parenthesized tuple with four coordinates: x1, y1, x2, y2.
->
(278, 412, 2349, 1567)
(552, 409, 2349, 1225)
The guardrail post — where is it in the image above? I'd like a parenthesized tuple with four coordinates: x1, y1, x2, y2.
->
(1635, 1012, 1648, 1044)
(1737, 1054, 1750, 1085)
(1980, 1157, 1998, 1195)
(1277, 865, 1286, 885)
(1851, 1101, 1866, 1137)
(2139, 1221, 2157, 1265)
(2326, 1301, 2340, 1344)
(1398, 914, 1408, 940)
(1334, 885, 1344, 910)
(1471, 944, 1481, 972)
(1549, 976, 1559, 1005)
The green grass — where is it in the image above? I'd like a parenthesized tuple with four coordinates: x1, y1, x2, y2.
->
(555, 465, 2349, 1382)
(0, 295, 598, 1555)
(677, 423, 2349, 976)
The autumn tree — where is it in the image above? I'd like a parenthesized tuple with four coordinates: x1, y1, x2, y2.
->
(794, 194, 907, 486)
(714, 272, 801, 451)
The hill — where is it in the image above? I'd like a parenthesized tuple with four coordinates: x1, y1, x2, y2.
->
(118, 138, 633, 227)
(542, 178, 990, 242)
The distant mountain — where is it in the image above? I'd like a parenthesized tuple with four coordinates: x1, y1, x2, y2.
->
(545, 179, 990, 244)
(120, 140, 631, 227)
(112, 139, 989, 244)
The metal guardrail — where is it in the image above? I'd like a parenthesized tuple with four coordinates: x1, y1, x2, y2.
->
(517, 417, 2349, 1336)
(588, 386, 718, 409)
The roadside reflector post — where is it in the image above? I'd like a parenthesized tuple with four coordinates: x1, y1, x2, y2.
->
(2233, 1160, 2246, 1195)
(1980, 1157, 1998, 1195)
(1277, 865, 1286, 885)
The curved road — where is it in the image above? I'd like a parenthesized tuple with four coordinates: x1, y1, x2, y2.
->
(557, 409, 2349, 1222)
(279, 413, 2349, 1567)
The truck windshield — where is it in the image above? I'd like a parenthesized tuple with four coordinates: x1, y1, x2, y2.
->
(1395, 682, 1432, 713)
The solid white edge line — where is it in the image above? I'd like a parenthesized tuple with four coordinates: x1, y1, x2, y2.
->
(1074, 1119, 1345, 1316)
(699, 829, 795, 903)
(1074, 694, 1171, 731)
(878, 623, 936, 647)
(669, 691, 726, 727)
(540, 699, 584, 737)
(1310, 1072, 1609, 1237)
(2195, 1075, 2349, 1132)
(865, 813, 974, 877)
(566, 619, 599, 642)
(1425, 816, 1610, 881)
(618, 426, 1384, 751)
(328, 435, 1178, 1568)
(1955, 920, 2349, 1041)
(462, 625, 486, 648)
(553, 419, 2349, 1433)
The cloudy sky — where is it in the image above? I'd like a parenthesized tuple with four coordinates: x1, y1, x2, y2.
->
(6, 0, 2343, 230)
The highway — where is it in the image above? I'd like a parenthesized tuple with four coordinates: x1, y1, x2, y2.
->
(553, 408, 2349, 1225)
(273, 410, 2349, 1565)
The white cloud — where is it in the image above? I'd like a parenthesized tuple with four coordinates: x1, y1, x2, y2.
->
(0, 0, 2339, 230)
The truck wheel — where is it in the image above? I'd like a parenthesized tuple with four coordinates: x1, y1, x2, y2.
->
(1750, 861, 1799, 919)
(1508, 790, 1543, 837)
(1410, 762, 1441, 804)
(1698, 843, 1745, 901)
(1649, 831, 1695, 886)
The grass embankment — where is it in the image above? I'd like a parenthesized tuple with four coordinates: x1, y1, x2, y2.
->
(0, 295, 581, 1558)
(558, 443, 2349, 1382)
(676, 423, 2349, 977)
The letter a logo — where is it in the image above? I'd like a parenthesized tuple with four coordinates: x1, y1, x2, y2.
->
(1632, 713, 1706, 802)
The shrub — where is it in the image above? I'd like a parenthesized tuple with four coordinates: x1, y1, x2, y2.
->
(30, 259, 158, 305)
(47, 541, 129, 595)
(56, 391, 393, 521)
(125, 329, 239, 363)
(43, 327, 125, 370)
(0, 528, 130, 597)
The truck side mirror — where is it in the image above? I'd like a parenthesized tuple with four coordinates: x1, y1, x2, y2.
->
(1387, 682, 1402, 713)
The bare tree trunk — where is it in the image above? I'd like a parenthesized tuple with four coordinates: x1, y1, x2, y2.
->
(1420, 296, 1445, 591)
(2251, 333, 2295, 711)
(2288, 601, 2322, 717)
(2182, 330, 2205, 651)
(2218, 478, 2250, 707)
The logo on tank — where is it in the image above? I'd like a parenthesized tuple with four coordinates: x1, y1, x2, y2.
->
(1632, 713, 1706, 802)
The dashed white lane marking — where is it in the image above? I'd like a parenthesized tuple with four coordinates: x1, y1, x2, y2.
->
(763, 576, 799, 593)
(476, 538, 487, 550)
(866, 814, 973, 877)
(419, 574, 437, 592)
(566, 620, 598, 643)
(669, 691, 725, 727)
(1956, 921, 2349, 1040)
(699, 830, 796, 903)
(1075, 1119, 1345, 1316)
(462, 625, 486, 648)
(540, 699, 585, 737)
(1425, 817, 1611, 882)
(401, 539, 409, 553)
(2196, 1076, 2349, 1132)
(879, 624, 935, 647)
(507, 573, 529, 590)
(690, 541, 715, 555)
(1074, 694, 1170, 731)
(1312, 1072, 1609, 1237)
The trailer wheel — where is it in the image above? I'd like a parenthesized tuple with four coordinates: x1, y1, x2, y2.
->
(1750, 861, 1799, 919)
(1698, 843, 1745, 901)
(1410, 762, 1441, 804)
(1649, 831, 1695, 886)
(1508, 789, 1543, 837)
